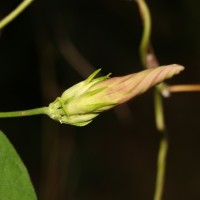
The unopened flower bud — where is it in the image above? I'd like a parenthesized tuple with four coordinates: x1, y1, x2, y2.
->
(47, 64, 184, 126)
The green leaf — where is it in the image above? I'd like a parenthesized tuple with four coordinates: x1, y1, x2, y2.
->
(0, 130, 37, 200)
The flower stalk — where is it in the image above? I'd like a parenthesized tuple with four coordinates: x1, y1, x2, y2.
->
(0, 107, 49, 118)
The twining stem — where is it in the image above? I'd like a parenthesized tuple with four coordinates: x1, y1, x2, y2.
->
(154, 134, 168, 200)
(0, 0, 33, 29)
(0, 107, 49, 118)
(136, 0, 151, 66)
(154, 88, 168, 200)
(135, 1, 168, 200)
(154, 88, 165, 132)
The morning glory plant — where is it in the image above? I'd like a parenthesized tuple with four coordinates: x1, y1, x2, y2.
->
(0, 1, 190, 199)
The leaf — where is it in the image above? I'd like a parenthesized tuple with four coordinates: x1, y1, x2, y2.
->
(0, 130, 37, 200)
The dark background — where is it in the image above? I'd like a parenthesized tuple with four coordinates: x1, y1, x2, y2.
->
(0, 0, 200, 199)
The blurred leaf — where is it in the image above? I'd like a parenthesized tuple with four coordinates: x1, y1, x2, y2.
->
(0, 130, 37, 200)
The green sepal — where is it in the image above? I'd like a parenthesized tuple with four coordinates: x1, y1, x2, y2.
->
(72, 120, 92, 126)
(85, 69, 101, 83)
(84, 102, 116, 112)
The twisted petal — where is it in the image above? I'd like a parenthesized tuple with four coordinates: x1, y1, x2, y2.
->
(91, 64, 184, 104)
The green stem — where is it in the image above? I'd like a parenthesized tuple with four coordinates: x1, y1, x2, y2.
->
(0, 0, 33, 30)
(154, 87, 165, 132)
(136, 0, 168, 199)
(0, 107, 49, 118)
(154, 133, 168, 200)
(154, 88, 168, 200)
(136, 0, 151, 66)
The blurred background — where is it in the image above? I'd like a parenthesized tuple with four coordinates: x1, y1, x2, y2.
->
(0, 0, 200, 199)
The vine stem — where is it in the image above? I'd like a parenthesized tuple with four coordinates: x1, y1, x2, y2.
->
(165, 84, 200, 93)
(136, 0, 151, 66)
(135, 1, 168, 200)
(0, 107, 49, 118)
(154, 88, 168, 200)
(0, 0, 33, 29)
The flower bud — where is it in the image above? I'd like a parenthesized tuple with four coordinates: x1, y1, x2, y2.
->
(47, 64, 184, 126)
